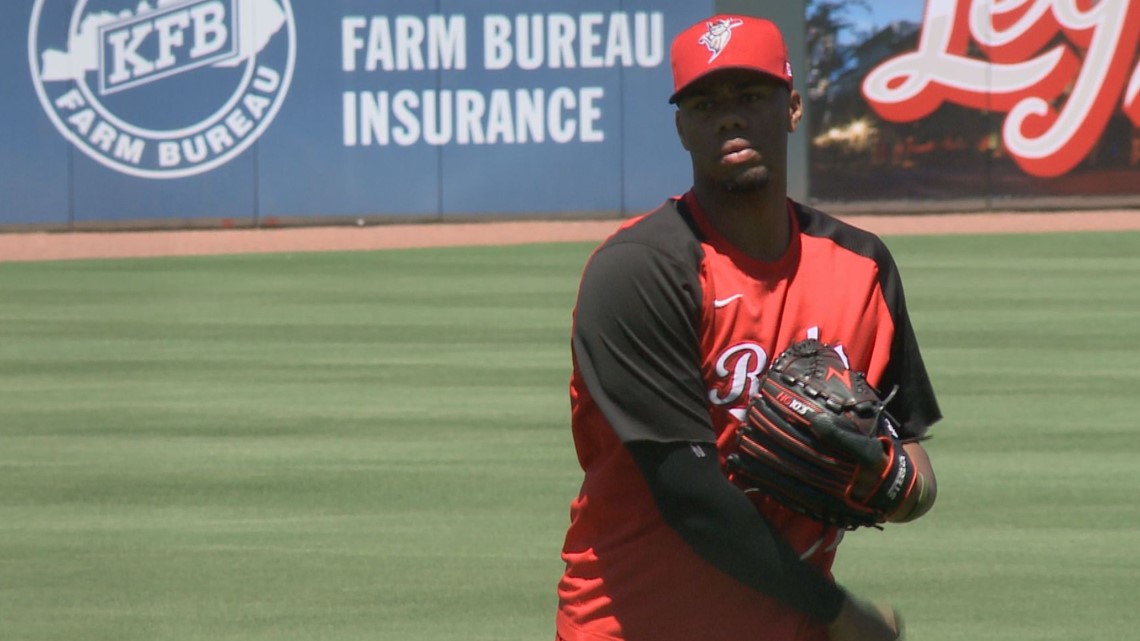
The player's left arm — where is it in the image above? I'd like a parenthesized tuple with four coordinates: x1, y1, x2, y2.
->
(869, 239, 941, 523)
(886, 441, 937, 523)
(846, 437, 936, 524)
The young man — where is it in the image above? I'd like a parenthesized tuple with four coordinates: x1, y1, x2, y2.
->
(556, 15, 941, 641)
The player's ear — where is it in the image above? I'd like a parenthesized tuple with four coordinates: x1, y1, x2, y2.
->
(675, 110, 691, 151)
(787, 89, 803, 134)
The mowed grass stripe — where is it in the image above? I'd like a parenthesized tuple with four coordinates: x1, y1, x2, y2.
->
(835, 231, 1140, 641)
(1, 246, 589, 641)
(2, 231, 1139, 640)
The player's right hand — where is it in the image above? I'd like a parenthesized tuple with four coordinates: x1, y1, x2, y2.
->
(827, 596, 902, 641)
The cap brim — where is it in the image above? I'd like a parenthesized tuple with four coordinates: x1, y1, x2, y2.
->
(668, 66, 791, 104)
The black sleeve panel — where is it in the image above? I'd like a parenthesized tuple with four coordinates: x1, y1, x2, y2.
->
(873, 249, 943, 439)
(573, 233, 714, 443)
(627, 440, 847, 623)
(794, 202, 942, 439)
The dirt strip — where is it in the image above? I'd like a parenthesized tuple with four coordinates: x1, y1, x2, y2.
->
(1, 210, 1138, 263)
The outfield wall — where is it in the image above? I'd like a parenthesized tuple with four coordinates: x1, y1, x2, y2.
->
(2, 1, 1138, 230)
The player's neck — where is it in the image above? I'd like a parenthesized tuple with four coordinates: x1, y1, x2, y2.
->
(693, 184, 790, 262)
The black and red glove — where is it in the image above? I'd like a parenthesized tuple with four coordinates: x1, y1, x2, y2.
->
(724, 339, 916, 529)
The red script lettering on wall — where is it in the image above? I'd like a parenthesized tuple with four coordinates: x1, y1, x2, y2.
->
(861, 0, 1140, 177)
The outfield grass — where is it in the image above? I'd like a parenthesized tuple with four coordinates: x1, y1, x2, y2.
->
(837, 232, 1140, 641)
(1, 231, 1138, 641)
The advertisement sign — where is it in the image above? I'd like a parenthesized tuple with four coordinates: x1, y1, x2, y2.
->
(3, 1, 709, 227)
(29, 0, 295, 180)
(807, 0, 1140, 203)
(5, 1, 1136, 228)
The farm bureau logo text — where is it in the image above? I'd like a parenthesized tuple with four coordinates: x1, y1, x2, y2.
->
(29, 0, 295, 179)
(341, 12, 665, 146)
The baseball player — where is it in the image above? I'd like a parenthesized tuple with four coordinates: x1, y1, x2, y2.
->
(556, 14, 941, 641)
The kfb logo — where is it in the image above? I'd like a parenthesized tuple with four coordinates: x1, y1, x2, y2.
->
(29, 0, 295, 179)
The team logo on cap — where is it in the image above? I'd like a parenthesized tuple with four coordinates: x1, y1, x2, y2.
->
(28, 0, 295, 179)
(697, 17, 744, 63)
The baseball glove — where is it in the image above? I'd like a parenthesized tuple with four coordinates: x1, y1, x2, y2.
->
(724, 339, 916, 529)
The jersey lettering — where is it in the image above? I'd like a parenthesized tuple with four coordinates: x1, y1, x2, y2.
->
(708, 342, 767, 406)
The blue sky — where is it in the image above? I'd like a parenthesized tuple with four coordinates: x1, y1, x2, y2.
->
(860, 0, 924, 27)
(833, 0, 925, 44)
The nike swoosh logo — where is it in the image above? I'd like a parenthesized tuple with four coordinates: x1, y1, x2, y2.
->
(713, 294, 743, 308)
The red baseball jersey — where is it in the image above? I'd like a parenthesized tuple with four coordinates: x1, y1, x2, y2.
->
(558, 192, 940, 641)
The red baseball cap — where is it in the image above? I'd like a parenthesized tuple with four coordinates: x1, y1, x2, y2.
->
(668, 15, 793, 103)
